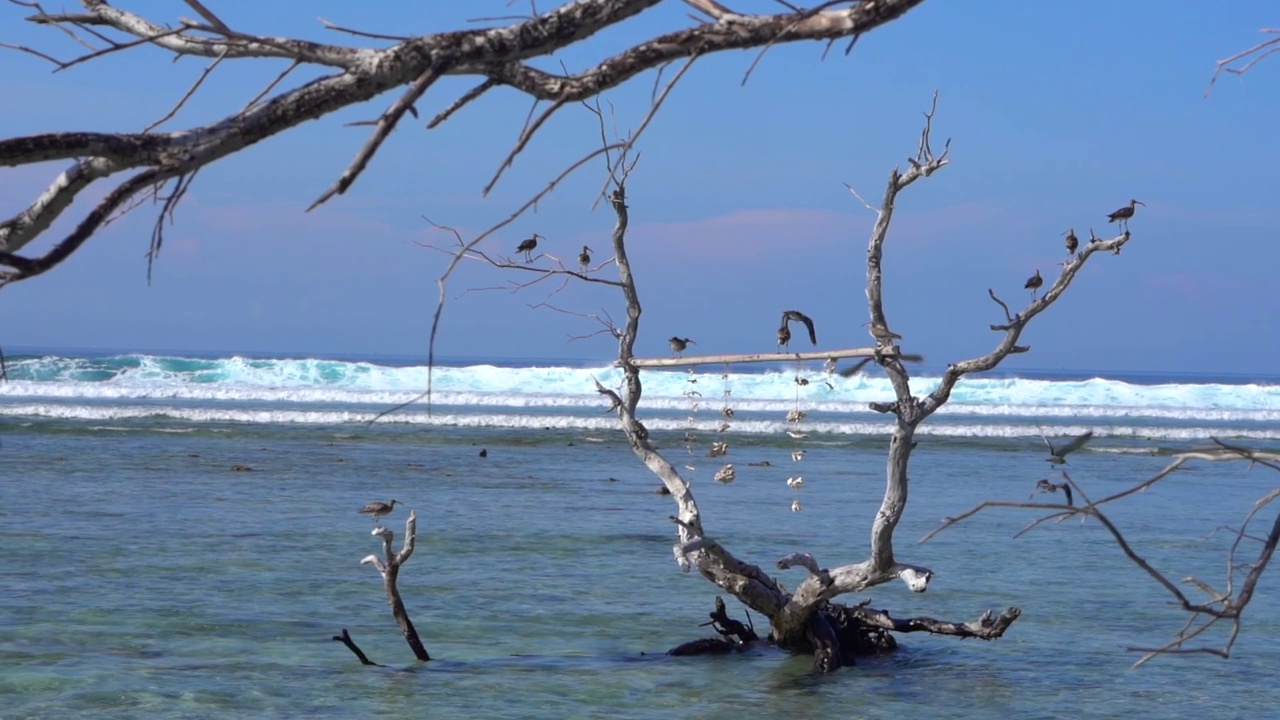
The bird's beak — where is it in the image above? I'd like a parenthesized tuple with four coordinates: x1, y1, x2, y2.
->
(1135, 200, 1146, 206)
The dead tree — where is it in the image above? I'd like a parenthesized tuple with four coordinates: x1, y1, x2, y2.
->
(0, 0, 928, 284)
(357, 510, 430, 662)
(442, 93, 1135, 672)
(420, 93, 1130, 670)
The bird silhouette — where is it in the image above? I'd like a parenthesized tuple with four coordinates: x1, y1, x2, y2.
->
(669, 337, 695, 356)
(515, 233, 542, 262)
(1025, 269, 1043, 299)
(1031, 478, 1074, 506)
(779, 310, 817, 346)
(578, 245, 592, 270)
(1063, 228, 1078, 256)
(358, 499, 399, 525)
(1106, 199, 1144, 232)
(1039, 428, 1094, 465)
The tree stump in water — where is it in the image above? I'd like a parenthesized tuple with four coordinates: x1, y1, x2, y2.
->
(360, 510, 431, 662)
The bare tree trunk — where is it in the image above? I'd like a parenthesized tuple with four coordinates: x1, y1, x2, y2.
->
(360, 511, 430, 662)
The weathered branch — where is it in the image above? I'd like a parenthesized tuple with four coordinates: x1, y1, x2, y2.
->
(918, 229, 1132, 418)
(924, 443, 1280, 666)
(360, 510, 430, 662)
(846, 603, 1021, 639)
(1207, 27, 1280, 97)
(2, 0, 926, 279)
(626, 347, 923, 368)
(331, 628, 383, 667)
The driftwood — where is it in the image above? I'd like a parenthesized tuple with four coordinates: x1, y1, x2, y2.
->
(359, 510, 430, 662)
(331, 628, 382, 667)
(668, 596, 759, 656)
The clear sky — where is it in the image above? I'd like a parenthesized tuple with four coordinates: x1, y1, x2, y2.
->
(2, 1, 1277, 375)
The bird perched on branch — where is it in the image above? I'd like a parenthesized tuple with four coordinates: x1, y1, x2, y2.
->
(578, 245, 592, 270)
(515, 233, 542, 262)
(1039, 429, 1094, 465)
(358, 499, 399, 525)
(778, 310, 817, 348)
(669, 336, 695, 356)
(864, 321, 902, 346)
(776, 324, 792, 350)
(1024, 269, 1043, 299)
(1063, 228, 1078, 256)
(1106, 199, 1144, 232)
(1031, 479, 1073, 506)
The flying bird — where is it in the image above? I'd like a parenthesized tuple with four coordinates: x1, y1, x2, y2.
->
(1039, 428, 1094, 465)
(837, 357, 874, 378)
(1032, 478, 1074, 506)
(864, 321, 902, 346)
(358, 499, 399, 525)
(1063, 228, 1078, 256)
(1025, 269, 1043, 299)
(578, 245, 592, 270)
(669, 336, 695, 356)
(779, 310, 817, 346)
(1106, 199, 1145, 231)
(515, 233, 542, 262)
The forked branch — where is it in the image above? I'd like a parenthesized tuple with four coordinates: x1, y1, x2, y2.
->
(924, 442, 1280, 666)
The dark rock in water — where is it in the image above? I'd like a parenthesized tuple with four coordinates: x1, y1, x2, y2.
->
(655, 486, 671, 495)
(748, 461, 772, 467)
(231, 464, 253, 472)
(187, 453, 200, 458)
(606, 477, 618, 483)
(479, 448, 488, 458)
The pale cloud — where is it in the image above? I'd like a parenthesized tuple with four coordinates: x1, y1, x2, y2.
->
(625, 201, 1009, 261)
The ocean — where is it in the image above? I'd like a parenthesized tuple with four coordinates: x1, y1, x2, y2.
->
(2, 349, 1279, 718)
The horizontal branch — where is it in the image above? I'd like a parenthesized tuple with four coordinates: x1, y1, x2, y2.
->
(625, 347, 923, 368)
(848, 603, 1021, 639)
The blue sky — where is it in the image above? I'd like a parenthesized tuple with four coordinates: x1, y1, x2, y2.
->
(2, 1, 1277, 374)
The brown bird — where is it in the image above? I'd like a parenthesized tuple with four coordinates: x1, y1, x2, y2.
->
(864, 321, 902, 345)
(1106, 199, 1144, 232)
(578, 245, 592, 270)
(1025, 269, 1043, 299)
(1040, 428, 1094, 465)
(1031, 479, 1074, 506)
(776, 324, 792, 350)
(515, 233, 542, 262)
(358, 499, 399, 525)
(669, 336, 695, 356)
(779, 310, 817, 347)
(1063, 228, 1078, 255)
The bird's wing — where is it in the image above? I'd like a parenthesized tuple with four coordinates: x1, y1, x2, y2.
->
(838, 357, 873, 377)
(795, 312, 817, 345)
(1057, 430, 1095, 457)
(1037, 428, 1056, 455)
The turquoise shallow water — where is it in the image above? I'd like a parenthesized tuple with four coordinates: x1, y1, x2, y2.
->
(2, 417, 1278, 719)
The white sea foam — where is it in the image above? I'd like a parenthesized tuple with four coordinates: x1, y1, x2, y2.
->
(4, 354, 1278, 435)
(4, 402, 1279, 441)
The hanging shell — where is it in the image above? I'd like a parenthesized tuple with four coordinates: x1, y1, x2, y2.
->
(786, 409, 807, 423)
(791, 449, 805, 462)
(714, 463, 736, 484)
(791, 499, 802, 512)
(786, 476, 804, 489)
(708, 441, 728, 458)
